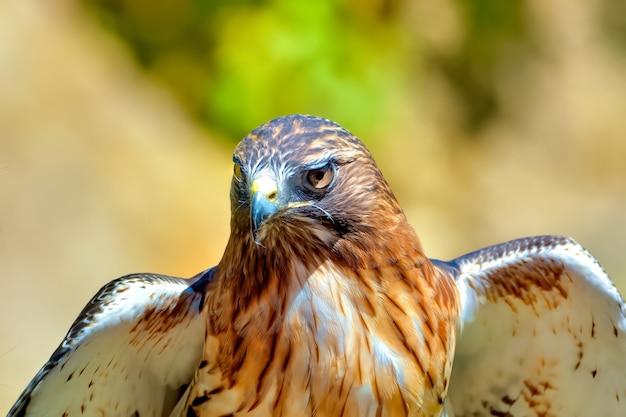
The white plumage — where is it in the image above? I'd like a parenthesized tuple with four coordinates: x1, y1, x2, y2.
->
(9, 272, 209, 417)
(446, 236, 626, 416)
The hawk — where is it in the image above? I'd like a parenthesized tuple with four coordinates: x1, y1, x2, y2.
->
(8, 115, 626, 417)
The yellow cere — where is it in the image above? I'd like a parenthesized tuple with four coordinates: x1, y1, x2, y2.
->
(251, 176, 278, 200)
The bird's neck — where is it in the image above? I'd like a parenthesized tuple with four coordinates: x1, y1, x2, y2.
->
(212, 219, 333, 321)
(209, 217, 434, 328)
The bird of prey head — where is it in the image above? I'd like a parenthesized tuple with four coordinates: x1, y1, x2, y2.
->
(225, 114, 421, 264)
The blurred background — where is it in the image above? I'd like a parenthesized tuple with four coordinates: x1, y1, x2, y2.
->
(1, 0, 625, 411)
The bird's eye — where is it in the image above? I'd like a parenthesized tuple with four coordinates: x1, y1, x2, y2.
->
(233, 164, 243, 179)
(306, 165, 334, 190)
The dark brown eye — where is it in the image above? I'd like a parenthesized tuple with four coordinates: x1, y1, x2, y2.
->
(306, 166, 334, 189)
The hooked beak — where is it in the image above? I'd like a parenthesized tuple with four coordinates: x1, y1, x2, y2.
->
(250, 176, 279, 240)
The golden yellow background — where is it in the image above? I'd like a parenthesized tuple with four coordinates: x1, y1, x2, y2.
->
(1, 0, 625, 413)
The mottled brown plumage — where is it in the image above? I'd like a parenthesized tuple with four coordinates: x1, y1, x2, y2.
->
(9, 115, 626, 417)
(187, 115, 460, 416)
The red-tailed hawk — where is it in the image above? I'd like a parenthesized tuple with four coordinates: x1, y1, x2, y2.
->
(8, 115, 626, 417)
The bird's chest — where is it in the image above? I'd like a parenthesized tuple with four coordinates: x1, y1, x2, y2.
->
(186, 267, 453, 417)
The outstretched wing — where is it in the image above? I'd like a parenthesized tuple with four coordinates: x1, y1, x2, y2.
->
(436, 236, 626, 417)
(8, 269, 213, 417)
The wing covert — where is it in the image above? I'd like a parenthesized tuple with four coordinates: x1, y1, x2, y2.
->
(440, 236, 626, 417)
(8, 269, 213, 417)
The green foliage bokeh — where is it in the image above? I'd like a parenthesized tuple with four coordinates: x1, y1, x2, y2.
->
(84, 0, 626, 141)
(86, 0, 408, 139)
